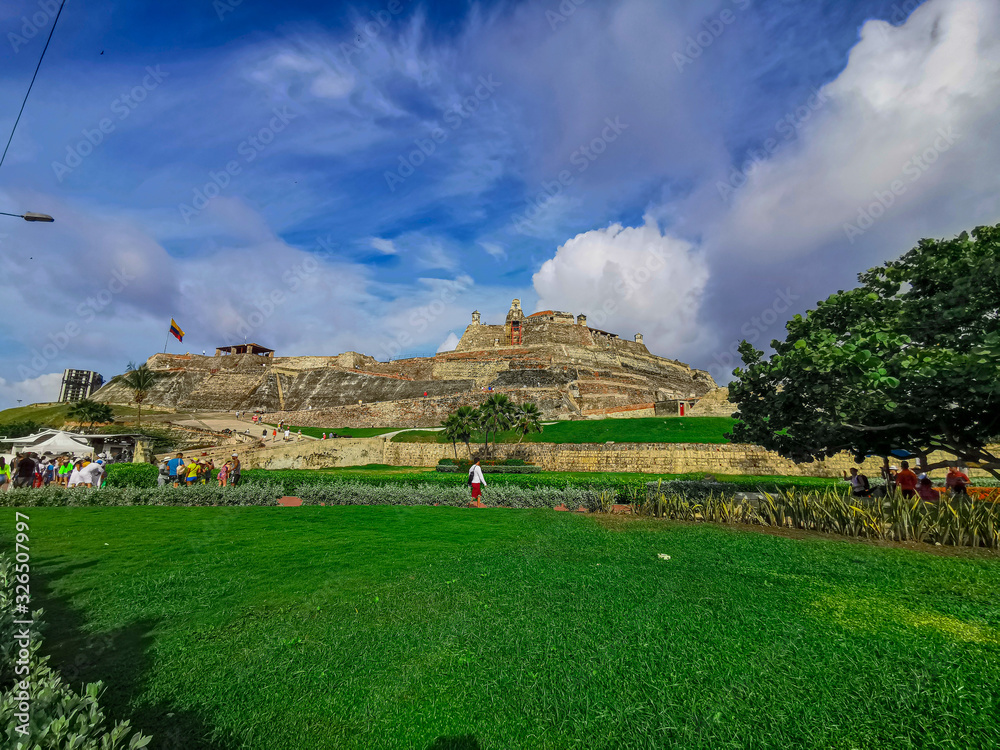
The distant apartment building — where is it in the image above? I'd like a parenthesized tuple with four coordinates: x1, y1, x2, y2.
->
(58, 369, 104, 403)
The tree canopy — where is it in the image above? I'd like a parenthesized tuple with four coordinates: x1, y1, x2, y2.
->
(67, 399, 115, 429)
(728, 224, 1000, 478)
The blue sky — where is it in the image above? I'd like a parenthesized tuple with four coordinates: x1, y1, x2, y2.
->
(1, 0, 998, 409)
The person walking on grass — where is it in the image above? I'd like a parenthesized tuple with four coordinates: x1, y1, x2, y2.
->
(468, 458, 487, 505)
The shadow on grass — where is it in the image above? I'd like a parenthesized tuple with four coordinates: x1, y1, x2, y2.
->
(33, 555, 240, 749)
(426, 736, 482, 750)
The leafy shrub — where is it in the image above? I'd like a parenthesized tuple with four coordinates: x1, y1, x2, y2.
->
(0, 553, 152, 749)
(105, 463, 158, 488)
(437, 458, 456, 466)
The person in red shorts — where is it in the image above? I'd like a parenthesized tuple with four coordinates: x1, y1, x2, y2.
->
(895, 460, 919, 498)
(468, 459, 487, 504)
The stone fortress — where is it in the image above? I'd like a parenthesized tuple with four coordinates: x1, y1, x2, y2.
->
(93, 299, 720, 427)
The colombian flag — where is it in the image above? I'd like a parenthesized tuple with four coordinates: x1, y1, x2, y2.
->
(169, 318, 185, 342)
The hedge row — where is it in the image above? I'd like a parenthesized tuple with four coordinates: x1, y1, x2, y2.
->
(0, 482, 604, 511)
(1, 554, 152, 749)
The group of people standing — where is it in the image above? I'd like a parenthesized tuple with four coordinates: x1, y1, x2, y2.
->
(0, 453, 106, 491)
(843, 461, 972, 500)
(158, 451, 241, 487)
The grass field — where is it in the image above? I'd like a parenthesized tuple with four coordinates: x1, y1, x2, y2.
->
(392, 416, 738, 445)
(263, 424, 402, 439)
(0, 402, 144, 429)
(13, 507, 999, 749)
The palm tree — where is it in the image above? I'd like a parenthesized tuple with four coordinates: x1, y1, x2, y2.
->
(441, 413, 462, 459)
(452, 406, 478, 459)
(512, 402, 543, 444)
(478, 393, 515, 455)
(119, 361, 158, 428)
(67, 399, 114, 430)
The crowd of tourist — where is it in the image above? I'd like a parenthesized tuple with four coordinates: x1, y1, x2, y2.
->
(0, 452, 107, 491)
(158, 451, 241, 487)
(842, 461, 972, 500)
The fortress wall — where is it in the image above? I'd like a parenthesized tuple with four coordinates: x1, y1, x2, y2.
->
(523, 320, 594, 348)
(455, 324, 508, 351)
(381, 441, 891, 478)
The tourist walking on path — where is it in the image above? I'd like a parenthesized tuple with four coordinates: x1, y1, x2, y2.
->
(158, 459, 171, 487)
(218, 461, 230, 487)
(468, 459, 487, 504)
(0, 458, 10, 492)
(13, 453, 36, 489)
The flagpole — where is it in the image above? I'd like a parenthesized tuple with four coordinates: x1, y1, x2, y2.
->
(163, 333, 169, 354)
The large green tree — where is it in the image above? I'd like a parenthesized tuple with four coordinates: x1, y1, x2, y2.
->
(441, 406, 478, 459)
(729, 224, 1000, 478)
(67, 399, 115, 430)
(512, 402, 543, 444)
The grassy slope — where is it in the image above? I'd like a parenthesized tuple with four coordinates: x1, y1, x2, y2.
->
(0, 402, 141, 429)
(263, 424, 401, 439)
(393, 416, 738, 445)
(15, 508, 999, 750)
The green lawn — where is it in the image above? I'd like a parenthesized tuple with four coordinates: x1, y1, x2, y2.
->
(392, 416, 738, 445)
(0, 401, 142, 429)
(264, 424, 401, 439)
(12, 507, 999, 749)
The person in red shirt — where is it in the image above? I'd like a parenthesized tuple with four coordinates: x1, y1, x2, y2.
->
(945, 465, 970, 491)
(895, 460, 919, 498)
(916, 476, 939, 501)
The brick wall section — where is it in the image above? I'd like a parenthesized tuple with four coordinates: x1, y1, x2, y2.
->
(380, 441, 999, 479)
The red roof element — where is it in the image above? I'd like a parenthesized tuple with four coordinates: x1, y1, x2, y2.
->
(528, 310, 555, 317)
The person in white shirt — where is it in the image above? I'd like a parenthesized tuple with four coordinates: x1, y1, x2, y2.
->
(79, 460, 106, 488)
(67, 460, 86, 487)
(468, 459, 487, 504)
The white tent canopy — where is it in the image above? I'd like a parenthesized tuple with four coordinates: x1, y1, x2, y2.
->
(25, 433, 93, 455)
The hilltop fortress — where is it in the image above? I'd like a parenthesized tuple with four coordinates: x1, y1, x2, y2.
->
(94, 300, 718, 427)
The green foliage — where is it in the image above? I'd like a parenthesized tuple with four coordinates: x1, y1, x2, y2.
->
(394, 417, 738, 445)
(435, 465, 543, 474)
(0, 421, 43, 449)
(118, 364, 159, 428)
(729, 224, 1000, 476)
(104, 463, 158, 488)
(0, 554, 152, 749)
(66, 399, 115, 428)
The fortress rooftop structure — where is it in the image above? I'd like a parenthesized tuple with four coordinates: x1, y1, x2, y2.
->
(456, 299, 647, 351)
(215, 343, 275, 358)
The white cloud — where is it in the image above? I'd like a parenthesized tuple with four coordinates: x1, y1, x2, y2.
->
(436, 332, 460, 352)
(706, 0, 1000, 262)
(0, 373, 63, 412)
(533, 217, 709, 356)
(479, 241, 506, 260)
(370, 237, 398, 255)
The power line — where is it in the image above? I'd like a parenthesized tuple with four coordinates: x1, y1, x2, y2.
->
(0, 0, 68, 172)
